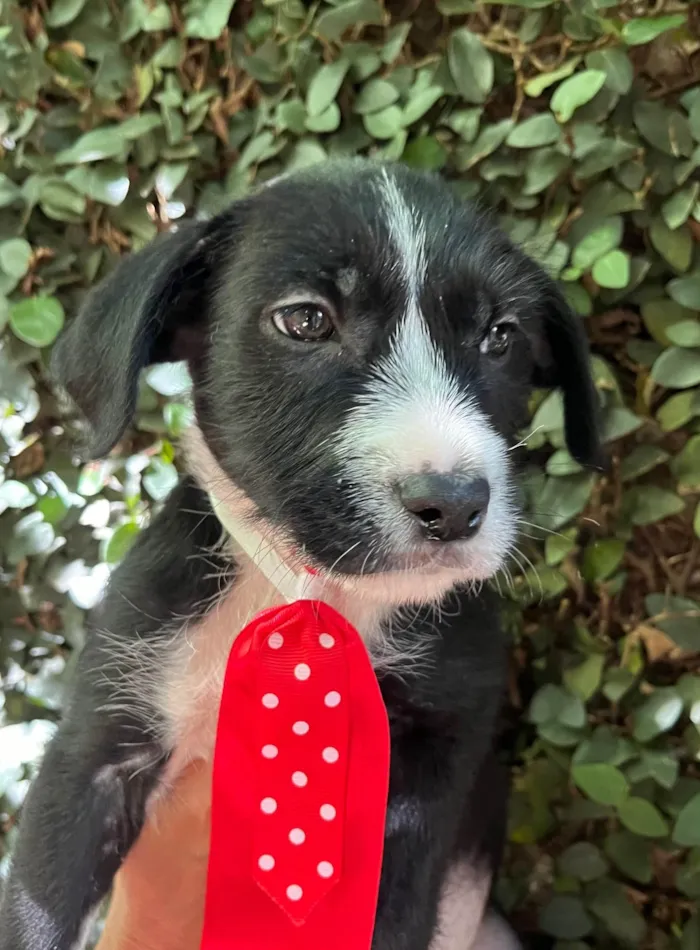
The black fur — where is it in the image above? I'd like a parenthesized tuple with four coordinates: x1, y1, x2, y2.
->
(0, 158, 601, 950)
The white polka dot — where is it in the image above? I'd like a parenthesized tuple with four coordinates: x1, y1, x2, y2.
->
(262, 693, 279, 709)
(294, 663, 311, 681)
(317, 861, 334, 878)
(262, 744, 278, 759)
(268, 632, 284, 649)
(322, 747, 339, 764)
(287, 885, 303, 902)
(324, 691, 341, 708)
(292, 720, 309, 735)
(258, 854, 275, 871)
(320, 804, 336, 821)
(260, 797, 277, 814)
(289, 828, 306, 845)
(319, 633, 335, 649)
(292, 771, 308, 787)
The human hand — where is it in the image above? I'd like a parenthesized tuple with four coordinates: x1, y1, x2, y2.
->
(95, 759, 212, 950)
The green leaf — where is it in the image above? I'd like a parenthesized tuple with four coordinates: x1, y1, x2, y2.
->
(634, 101, 693, 158)
(402, 87, 444, 127)
(618, 797, 669, 838)
(447, 28, 494, 104)
(402, 136, 447, 171)
(671, 435, 700, 490)
(558, 842, 608, 882)
(650, 219, 693, 272)
(620, 444, 670, 482)
(551, 70, 606, 123)
(667, 321, 700, 348)
(586, 48, 633, 95)
(103, 522, 140, 565)
(634, 689, 684, 743)
(355, 79, 399, 115)
(184, 0, 236, 40)
(506, 113, 561, 148)
(646, 593, 700, 652)
(55, 127, 130, 164)
(623, 485, 685, 526)
(539, 896, 593, 940)
(0, 480, 36, 511)
(642, 298, 696, 346)
(0, 238, 32, 279)
(651, 347, 700, 389)
(315, 0, 384, 41)
(363, 105, 403, 140)
(622, 13, 687, 46)
(64, 164, 130, 207)
(0, 173, 21, 208)
(455, 119, 513, 169)
(572, 763, 629, 807)
(305, 103, 341, 133)
(164, 402, 194, 438)
(45, 0, 89, 27)
(657, 388, 700, 431)
(9, 296, 65, 347)
(586, 879, 647, 945)
(307, 59, 350, 118)
(144, 362, 192, 397)
(669, 273, 700, 309)
(582, 539, 625, 584)
(564, 654, 605, 702)
(572, 217, 623, 270)
(627, 751, 679, 790)
(530, 684, 585, 728)
(605, 831, 654, 883)
(662, 183, 700, 229)
(524, 57, 581, 97)
(592, 249, 630, 289)
(673, 793, 700, 847)
(143, 458, 179, 502)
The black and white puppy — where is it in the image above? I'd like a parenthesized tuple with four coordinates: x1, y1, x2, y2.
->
(0, 158, 601, 950)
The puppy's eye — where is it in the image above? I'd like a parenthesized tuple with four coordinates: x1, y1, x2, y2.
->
(272, 303, 335, 342)
(480, 320, 517, 357)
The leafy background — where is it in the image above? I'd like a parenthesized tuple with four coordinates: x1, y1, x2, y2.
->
(1, 0, 699, 946)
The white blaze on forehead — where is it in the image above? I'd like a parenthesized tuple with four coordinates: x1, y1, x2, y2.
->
(340, 168, 506, 478)
(333, 168, 516, 582)
(379, 167, 427, 298)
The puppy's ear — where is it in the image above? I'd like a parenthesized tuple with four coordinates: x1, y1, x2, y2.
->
(52, 219, 218, 459)
(533, 284, 605, 470)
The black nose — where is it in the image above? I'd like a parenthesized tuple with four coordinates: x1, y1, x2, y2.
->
(397, 473, 490, 543)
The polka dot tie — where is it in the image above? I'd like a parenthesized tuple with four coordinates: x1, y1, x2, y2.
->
(200, 600, 390, 950)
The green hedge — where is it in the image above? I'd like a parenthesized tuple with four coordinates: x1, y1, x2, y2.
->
(1, 1, 699, 947)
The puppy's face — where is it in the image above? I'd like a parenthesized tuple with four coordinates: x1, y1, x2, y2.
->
(53, 159, 602, 604)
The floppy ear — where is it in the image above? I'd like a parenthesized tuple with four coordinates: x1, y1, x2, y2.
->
(533, 284, 605, 471)
(52, 219, 218, 459)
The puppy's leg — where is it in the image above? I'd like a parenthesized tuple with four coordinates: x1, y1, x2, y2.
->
(0, 704, 166, 950)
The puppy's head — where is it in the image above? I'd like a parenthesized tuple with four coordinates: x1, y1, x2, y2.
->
(53, 158, 602, 606)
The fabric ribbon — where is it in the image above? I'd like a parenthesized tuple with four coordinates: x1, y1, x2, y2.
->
(199, 500, 391, 950)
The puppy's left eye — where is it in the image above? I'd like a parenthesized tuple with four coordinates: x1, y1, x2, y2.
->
(272, 303, 335, 342)
(480, 320, 518, 357)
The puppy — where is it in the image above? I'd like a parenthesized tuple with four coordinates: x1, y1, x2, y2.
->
(0, 158, 601, 950)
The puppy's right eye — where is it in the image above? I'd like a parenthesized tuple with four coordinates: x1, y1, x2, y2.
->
(272, 303, 335, 342)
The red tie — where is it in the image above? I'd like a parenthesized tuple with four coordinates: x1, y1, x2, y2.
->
(200, 600, 390, 950)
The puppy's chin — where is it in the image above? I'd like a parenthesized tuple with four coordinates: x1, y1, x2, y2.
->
(329, 567, 481, 608)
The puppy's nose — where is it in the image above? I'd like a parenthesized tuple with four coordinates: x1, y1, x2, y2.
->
(397, 473, 490, 543)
